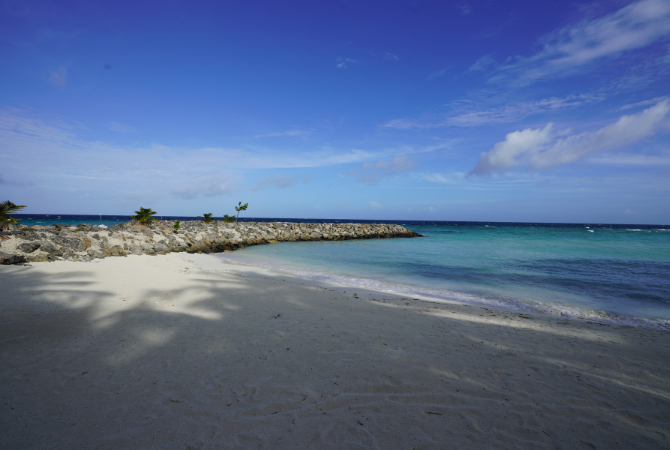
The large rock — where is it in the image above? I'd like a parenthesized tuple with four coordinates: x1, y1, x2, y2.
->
(39, 242, 63, 257)
(109, 245, 127, 257)
(87, 249, 105, 259)
(51, 236, 86, 252)
(0, 252, 28, 265)
(18, 242, 41, 253)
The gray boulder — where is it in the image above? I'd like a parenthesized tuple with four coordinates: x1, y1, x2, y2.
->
(51, 236, 86, 252)
(40, 242, 63, 257)
(0, 252, 28, 265)
(18, 242, 41, 253)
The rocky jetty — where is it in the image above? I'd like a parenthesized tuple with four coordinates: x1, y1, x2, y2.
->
(0, 221, 421, 264)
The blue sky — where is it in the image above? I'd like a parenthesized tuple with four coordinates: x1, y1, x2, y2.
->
(1, 0, 669, 223)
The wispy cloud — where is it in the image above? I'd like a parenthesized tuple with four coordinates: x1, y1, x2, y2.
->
(469, 55, 496, 72)
(469, 99, 670, 175)
(252, 175, 311, 191)
(336, 57, 360, 69)
(459, 4, 472, 16)
(109, 122, 136, 133)
(427, 67, 451, 80)
(589, 151, 670, 165)
(485, 0, 670, 85)
(170, 175, 236, 199)
(382, 94, 597, 129)
(48, 65, 67, 88)
(0, 107, 383, 176)
(418, 172, 465, 184)
(383, 52, 399, 61)
(349, 155, 418, 184)
(252, 129, 310, 139)
(369, 201, 382, 209)
(619, 95, 669, 110)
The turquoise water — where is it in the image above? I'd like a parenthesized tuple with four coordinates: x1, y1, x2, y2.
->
(12, 215, 670, 328)
(220, 224, 670, 329)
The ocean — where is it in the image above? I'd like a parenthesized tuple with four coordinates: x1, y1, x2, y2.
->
(12, 214, 670, 329)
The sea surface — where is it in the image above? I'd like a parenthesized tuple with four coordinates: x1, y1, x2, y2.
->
(12, 214, 670, 329)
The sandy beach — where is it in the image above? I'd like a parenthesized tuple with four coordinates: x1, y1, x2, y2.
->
(1, 253, 669, 449)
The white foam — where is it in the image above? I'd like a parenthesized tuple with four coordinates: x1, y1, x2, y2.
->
(218, 254, 670, 331)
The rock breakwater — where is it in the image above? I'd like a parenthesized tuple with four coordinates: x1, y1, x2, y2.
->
(0, 221, 421, 264)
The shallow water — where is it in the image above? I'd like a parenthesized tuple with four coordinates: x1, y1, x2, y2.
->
(219, 224, 670, 329)
(12, 215, 670, 329)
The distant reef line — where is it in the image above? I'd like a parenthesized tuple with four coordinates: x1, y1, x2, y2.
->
(0, 220, 422, 265)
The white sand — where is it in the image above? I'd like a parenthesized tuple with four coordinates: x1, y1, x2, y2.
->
(1, 253, 669, 449)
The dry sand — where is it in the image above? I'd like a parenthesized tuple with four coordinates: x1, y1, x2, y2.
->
(1, 253, 669, 449)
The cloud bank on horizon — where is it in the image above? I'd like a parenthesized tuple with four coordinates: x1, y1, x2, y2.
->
(1, 0, 669, 223)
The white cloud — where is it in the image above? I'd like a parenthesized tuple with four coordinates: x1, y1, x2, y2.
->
(336, 57, 360, 69)
(469, 55, 496, 72)
(369, 201, 382, 209)
(470, 99, 670, 175)
(427, 67, 451, 80)
(170, 176, 236, 199)
(48, 65, 67, 88)
(589, 151, 670, 165)
(383, 52, 399, 61)
(488, 0, 670, 85)
(349, 155, 418, 184)
(619, 96, 669, 110)
(459, 4, 472, 16)
(381, 94, 596, 129)
(418, 172, 465, 184)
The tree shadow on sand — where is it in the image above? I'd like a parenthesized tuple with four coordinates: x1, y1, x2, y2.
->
(1, 260, 669, 450)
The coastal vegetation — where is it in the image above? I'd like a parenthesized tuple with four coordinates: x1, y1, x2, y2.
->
(198, 213, 215, 223)
(0, 200, 26, 231)
(174, 220, 181, 231)
(223, 215, 235, 223)
(132, 207, 157, 224)
(234, 202, 248, 223)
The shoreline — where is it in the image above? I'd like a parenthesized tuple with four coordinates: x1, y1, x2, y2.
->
(213, 250, 670, 331)
(2, 253, 670, 448)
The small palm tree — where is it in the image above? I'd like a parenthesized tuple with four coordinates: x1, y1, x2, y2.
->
(132, 207, 158, 224)
(234, 202, 248, 223)
(198, 213, 215, 223)
(223, 214, 235, 223)
(0, 200, 27, 231)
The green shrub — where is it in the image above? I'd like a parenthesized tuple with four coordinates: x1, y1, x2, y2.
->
(198, 213, 215, 223)
(132, 207, 158, 224)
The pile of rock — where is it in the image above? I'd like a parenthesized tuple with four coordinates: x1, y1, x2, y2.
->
(0, 221, 421, 264)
